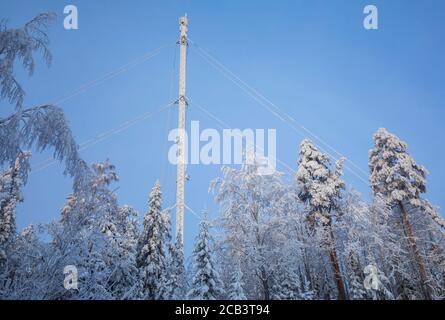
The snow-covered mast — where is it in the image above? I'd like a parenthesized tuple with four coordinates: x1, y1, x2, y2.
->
(175, 15, 188, 245)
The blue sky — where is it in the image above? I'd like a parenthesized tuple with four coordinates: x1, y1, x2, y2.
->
(1, 0, 444, 255)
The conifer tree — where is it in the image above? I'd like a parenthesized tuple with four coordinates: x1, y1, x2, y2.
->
(136, 181, 170, 300)
(346, 252, 367, 300)
(300, 276, 315, 300)
(271, 267, 300, 300)
(0, 152, 30, 263)
(369, 128, 442, 299)
(188, 212, 224, 300)
(167, 227, 187, 300)
(296, 139, 346, 300)
(228, 262, 247, 300)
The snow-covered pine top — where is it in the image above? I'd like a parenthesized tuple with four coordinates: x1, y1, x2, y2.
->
(369, 128, 445, 229)
(369, 128, 427, 204)
(296, 139, 345, 225)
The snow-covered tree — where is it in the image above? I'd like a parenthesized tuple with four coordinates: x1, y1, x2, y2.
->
(0, 224, 48, 299)
(212, 156, 288, 300)
(0, 152, 30, 263)
(0, 12, 55, 110)
(369, 128, 444, 229)
(271, 266, 300, 300)
(346, 251, 367, 300)
(369, 128, 443, 299)
(3, 11, 146, 299)
(188, 212, 224, 300)
(296, 139, 345, 227)
(18, 160, 127, 300)
(0, 12, 90, 194)
(296, 139, 347, 300)
(166, 227, 187, 300)
(300, 276, 315, 300)
(227, 262, 247, 300)
(363, 264, 394, 300)
(58, 160, 120, 299)
(102, 205, 140, 299)
(426, 235, 445, 299)
(136, 181, 170, 300)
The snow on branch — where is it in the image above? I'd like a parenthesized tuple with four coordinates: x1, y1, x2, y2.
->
(0, 104, 90, 192)
(0, 12, 55, 110)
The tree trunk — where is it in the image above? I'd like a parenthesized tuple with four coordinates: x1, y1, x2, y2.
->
(326, 227, 346, 300)
(398, 201, 431, 300)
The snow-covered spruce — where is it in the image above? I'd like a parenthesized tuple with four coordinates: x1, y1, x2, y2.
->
(166, 226, 187, 300)
(227, 261, 247, 300)
(271, 266, 300, 300)
(136, 181, 171, 300)
(187, 212, 224, 300)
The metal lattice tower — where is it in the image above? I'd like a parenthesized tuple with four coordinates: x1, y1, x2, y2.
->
(175, 15, 188, 244)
